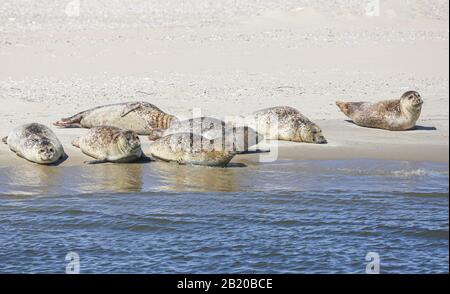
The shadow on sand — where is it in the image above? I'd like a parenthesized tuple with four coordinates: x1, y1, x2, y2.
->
(343, 120, 436, 131)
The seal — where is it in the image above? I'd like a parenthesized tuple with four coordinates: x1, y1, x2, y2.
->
(336, 91, 423, 131)
(54, 101, 178, 137)
(160, 117, 265, 152)
(2, 123, 65, 164)
(245, 106, 327, 144)
(72, 126, 148, 164)
(148, 132, 236, 167)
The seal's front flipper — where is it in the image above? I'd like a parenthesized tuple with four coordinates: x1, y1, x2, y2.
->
(2, 136, 7, 145)
(71, 138, 81, 148)
(121, 103, 143, 117)
(15, 150, 25, 159)
(236, 149, 271, 155)
(84, 159, 109, 164)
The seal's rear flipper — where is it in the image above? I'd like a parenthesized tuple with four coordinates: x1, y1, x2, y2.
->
(54, 113, 84, 128)
(236, 149, 270, 155)
(2, 136, 7, 145)
(336, 101, 350, 116)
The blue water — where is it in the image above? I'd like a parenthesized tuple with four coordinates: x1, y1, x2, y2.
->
(0, 159, 448, 273)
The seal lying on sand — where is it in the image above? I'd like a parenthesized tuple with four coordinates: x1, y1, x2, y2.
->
(336, 91, 423, 131)
(148, 133, 237, 167)
(160, 117, 265, 152)
(2, 123, 65, 164)
(54, 102, 177, 137)
(245, 106, 327, 144)
(72, 126, 148, 164)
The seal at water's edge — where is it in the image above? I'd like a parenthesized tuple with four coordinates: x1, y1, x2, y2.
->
(336, 91, 423, 131)
(54, 102, 178, 137)
(160, 117, 265, 152)
(148, 133, 236, 167)
(245, 106, 327, 144)
(72, 126, 149, 164)
(2, 123, 65, 164)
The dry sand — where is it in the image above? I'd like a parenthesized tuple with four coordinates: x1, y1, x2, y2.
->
(0, 0, 448, 166)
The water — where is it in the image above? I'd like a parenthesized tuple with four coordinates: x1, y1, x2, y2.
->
(0, 159, 448, 273)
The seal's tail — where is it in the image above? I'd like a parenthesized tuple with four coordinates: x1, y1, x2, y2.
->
(2, 136, 7, 145)
(336, 101, 351, 116)
(54, 113, 83, 128)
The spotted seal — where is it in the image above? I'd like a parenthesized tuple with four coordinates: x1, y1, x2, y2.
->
(72, 126, 148, 164)
(160, 117, 265, 152)
(2, 123, 65, 164)
(54, 101, 177, 137)
(245, 106, 327, 144)
(336, 91, 423, 131)
(148, 132, 236, 167)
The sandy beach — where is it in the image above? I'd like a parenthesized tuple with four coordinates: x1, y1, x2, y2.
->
(0, 0, 448, 165)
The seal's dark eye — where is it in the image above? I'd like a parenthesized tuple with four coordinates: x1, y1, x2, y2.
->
(49, 148, 54, 153)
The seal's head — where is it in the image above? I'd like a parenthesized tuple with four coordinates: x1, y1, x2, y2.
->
(34, 140, 60, 163)
(117, 130, 142, 156)
(400, 91, 423, 111)
(300, 124, 327, 144)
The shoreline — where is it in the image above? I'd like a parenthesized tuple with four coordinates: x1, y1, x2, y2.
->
(0, 119, 448, 167)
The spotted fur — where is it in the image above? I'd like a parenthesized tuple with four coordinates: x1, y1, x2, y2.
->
(149, 133, 236, 167)
(336, 91, 423, 131)
(72, 126, 145, 163)
(160, 117, 264, 151)
(54, 102, 178, 136)
(245, 106, 327, 144)
(3, 123, 65, 164)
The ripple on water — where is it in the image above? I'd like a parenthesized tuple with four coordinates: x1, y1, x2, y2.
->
(0, 159, 448, 273)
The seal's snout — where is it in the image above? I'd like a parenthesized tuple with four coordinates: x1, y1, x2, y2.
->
(415, 96, 424, 107)
(39, 146, 56, 161)
(317, 137, 327, 144)
(402, 91, 423, 107)
(314, 134, 327, 144)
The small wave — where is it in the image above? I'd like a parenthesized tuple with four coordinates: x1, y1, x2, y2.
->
(390, 169, 428, 177)
(128, 224, 176, 232)
(271, 220, 301, 226)
(409, 229, 449, 240)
